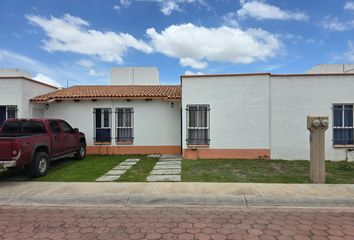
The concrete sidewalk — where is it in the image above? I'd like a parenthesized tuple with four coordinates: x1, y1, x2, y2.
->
(1, 181, 354, 208)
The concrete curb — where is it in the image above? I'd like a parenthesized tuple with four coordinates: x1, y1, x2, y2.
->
(2, 193, 354, 208)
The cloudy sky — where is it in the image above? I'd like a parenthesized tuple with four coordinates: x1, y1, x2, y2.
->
(0, 0, 354, 87)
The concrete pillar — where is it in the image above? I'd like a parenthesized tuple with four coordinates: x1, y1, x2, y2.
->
(307, 116, 329, 183)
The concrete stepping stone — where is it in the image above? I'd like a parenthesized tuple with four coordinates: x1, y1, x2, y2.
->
(158, 158, 182, 161)
(113, 165, 131, 170)
(106, 170, 126, 175)
(153, 165, 181, 170)
(125, 158, 140, 162)
(96, 158, 140, 182)
(151, 169, 181, 175)
(147, 175, 181, 182)
(147, 154, 182, 182)
(119, 161, 138, 166)
(155, 161, 181, 165)
(96, 175, 120, 182)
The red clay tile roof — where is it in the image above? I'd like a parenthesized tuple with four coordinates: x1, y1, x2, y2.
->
(31, 85, 181, 102)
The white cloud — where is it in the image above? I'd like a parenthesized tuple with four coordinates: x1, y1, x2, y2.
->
(222, 12, 239, 27)
(321, 15, 354, 31)
(113, 5, 120, 11)
(33, 73, 62, 87)
(26, 13, 153, 64)
(76, 59, 94, 68)
(344, 1, 354, 11)
(117, 0, 207, 15)
(237, 0, 309, 21)
(88, 69, 104, 77)
(0, 49, 53, 75)
(179, 58, 208, 69)
(0, 48, 92, 86)
(184, 70, 204, 75)
(120, 0, 132, 7)
(146, 23, 282, 68)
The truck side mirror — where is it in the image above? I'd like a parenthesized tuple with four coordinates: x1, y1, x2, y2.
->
(73, 128, 79, 132)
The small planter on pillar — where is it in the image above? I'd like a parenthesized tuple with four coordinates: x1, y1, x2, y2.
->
(307, 116, 329, 184)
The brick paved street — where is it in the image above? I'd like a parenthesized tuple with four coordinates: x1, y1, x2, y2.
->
(0, 206, 353, 240)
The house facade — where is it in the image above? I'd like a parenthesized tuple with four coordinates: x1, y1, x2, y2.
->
(1, 65, 354, 161)
(0, 69, 58, 126)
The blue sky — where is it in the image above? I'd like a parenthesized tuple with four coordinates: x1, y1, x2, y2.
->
(0, 0, 354, 87)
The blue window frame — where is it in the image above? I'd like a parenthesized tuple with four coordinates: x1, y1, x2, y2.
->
(333, 104, 354, 145)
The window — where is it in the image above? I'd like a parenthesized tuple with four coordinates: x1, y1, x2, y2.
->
(2, 120, 46, 134)
(0, 105, 18, 127)
(94, 108, 112, 142)
(186, 105, 210, 145)
(59, 121, 74, 133)
(333, 104, 354, 145)
(49, 120, 61, 134)
(116, 108, 134, 143)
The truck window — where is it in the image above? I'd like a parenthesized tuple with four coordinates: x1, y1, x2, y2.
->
(49, 120, 60, 134)
(59, 121, 73, 133)
(1, 121, 46, 134)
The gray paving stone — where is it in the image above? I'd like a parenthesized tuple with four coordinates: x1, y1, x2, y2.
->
(125, 158, 140, 162)
(153, 165, 181, 170)
(155, 161, 181, 165)
(119, 162, 138, 166)
(151, 169, 181, 175)
(158, 158, 182, 161)
(147, 175, 181, 182)
(113, 165, 131, 170)
(96, 175, 120, 182)
(106, 170, 126, 175)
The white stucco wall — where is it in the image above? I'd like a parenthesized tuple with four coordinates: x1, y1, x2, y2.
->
(42, 99, 181, 146)
(270, 75, 354, 160)
(0, 77, 57, 118)
(182, 74, 354, 160)
(111, 67, 160, 85)
(182, 75, 270, 150)
(21, 79, 58, 118)
(0, 79, 22, 114)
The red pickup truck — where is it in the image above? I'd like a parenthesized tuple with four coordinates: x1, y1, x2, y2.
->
(0, 119, 86, 177)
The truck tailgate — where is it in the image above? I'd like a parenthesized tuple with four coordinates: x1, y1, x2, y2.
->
(0, 139, 13, 160)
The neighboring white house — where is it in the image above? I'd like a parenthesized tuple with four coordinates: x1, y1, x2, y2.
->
(181, 70, 354, 160)
(0, 69, 58, 126)
(2, 65, 354, 160)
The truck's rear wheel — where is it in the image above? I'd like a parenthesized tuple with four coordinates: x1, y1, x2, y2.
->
(29, 152, 49, 177)
(74, 142, 86, 160)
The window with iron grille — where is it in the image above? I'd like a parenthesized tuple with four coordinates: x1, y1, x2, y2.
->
(333, 104, 354, 145)
(0, 105, 18, 127)
(93, 108, 112, 142)
(116, 108, 134, 143)
(186, 105, 210, 145)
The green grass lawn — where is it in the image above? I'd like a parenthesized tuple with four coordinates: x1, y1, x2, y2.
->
(1, 155, 354, 183)
(182, 159, 354, 184)
(118, 157, 159, 182)
(37, 155, 142, 182)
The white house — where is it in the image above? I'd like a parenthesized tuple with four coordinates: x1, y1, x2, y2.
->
(1, 65, 354, 161)
(31, 67, 182, 155)
(0, 69, 58, 126)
